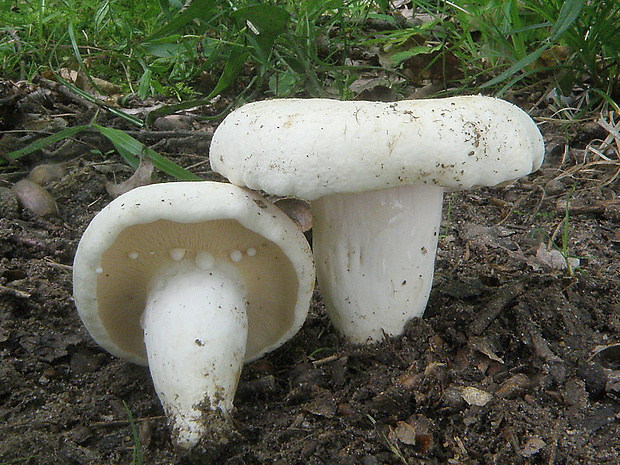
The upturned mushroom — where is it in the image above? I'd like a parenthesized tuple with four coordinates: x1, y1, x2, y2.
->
(209, 96, 544, 343)
(72, 181, 315, 449)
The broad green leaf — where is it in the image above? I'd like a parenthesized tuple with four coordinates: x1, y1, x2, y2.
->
(205, 45, 250, 99)
(269, 72, 298, 96)
(141, 42, 184, 59)
(557, 69, 577, 96)
(231, 4, 290, 63)
(157, 0, 171, 17)
(231, 4, 290, 38)
(388, 44, 442, 66)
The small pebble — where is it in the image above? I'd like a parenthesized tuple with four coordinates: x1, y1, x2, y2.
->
(496, 373, 531, 398)
(12, 179, 58, 216)
(362, 456, 379, 465)
(28, 163, 65, 185)
(70, 351, 100, 375)
(577, 361, 607, 397)
(544, 178, 565, 195)
(521, 437, 546, 457)
(153, 115, 194, 131)
(462, 386, 493, 406)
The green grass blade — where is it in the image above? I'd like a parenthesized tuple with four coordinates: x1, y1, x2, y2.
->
(550, 0, 585, 40)
(5, 125, 91, 161)
(68, 21, 103, 96)
(480, 44, 549, 89)
(122, 401, 142, 465)
(146, 0, 218, 40)
(92, 124, 201, 181)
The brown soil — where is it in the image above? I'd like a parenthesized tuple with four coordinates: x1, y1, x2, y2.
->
(1, 80, 620, 464)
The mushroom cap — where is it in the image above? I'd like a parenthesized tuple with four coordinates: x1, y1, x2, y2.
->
(210, 96, 544, 200)
(73, 181, 315, 365)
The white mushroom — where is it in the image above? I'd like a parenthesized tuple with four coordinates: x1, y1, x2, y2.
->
(209, 96, 544, 344)
(72, 181, 315, 449)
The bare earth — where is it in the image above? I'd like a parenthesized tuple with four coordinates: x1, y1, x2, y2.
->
(1, 81, 619, 464)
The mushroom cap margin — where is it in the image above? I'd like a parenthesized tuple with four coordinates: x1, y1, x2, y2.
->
(72, 181, 315, 365)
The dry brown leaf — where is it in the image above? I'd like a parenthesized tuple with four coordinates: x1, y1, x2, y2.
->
(106, 157, 155, 198)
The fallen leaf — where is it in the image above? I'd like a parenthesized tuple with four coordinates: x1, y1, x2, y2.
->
(468, 336, 505, 364)
(521, 437, 546, 457)
(106, 157, 154, 197)
(533, 243, 579, 271)
(461, 386, 493, 407)
(274, 197, 312, 232)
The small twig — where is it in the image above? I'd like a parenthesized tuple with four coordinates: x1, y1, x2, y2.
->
(597, 115, 620, 144)
(0, 128, 212, 140)
(43, 257, 73, 272)
(90, 415, 165, 428)
(0, 420, 54, 432)
(34, 75, 96, 110)
(0, 284, 31, 299)
(123, 130, 213, 140)
(311, 354, 341, 366)
(469, 281, 525, 336)
(547, 421, 562, 465)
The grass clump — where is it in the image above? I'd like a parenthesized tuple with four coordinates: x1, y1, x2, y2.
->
(0, 0, 376, 100)
(3, 0, 620, 179)
(416, 0, 619, 110)
(1, 0, 161, 85)
(2, 0, 619, 108)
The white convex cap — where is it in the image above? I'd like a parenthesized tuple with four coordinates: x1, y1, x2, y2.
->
(73, 181, 314, 363)
(210, 96, 544, 199)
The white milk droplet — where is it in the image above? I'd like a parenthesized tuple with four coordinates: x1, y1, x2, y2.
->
(246, 247, 257, 257)
(95, 267, 103, 274)
(128, 251, 139, 260)
(169, 248, 186, 261)
(195, 250, 215, 270)
(230, 250, 242, 263)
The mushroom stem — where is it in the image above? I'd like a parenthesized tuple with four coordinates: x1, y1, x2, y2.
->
(311, 184, 444, 343)
(141, 262, 248, 449)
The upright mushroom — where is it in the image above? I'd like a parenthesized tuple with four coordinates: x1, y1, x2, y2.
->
(209, 96, 544, 343)
(72, 181, 315, 449)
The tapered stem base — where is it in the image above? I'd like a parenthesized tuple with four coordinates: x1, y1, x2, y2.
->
(142, 264, 248, 449)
